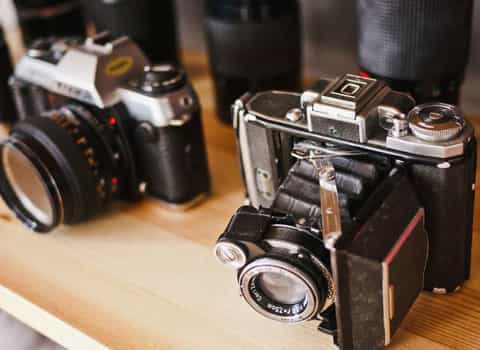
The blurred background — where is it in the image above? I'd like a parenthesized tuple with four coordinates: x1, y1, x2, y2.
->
(1, 0, 480, 112)
(176, 0, 480, 113)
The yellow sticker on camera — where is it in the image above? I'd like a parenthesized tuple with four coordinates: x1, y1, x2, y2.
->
(105, 56, 134, 77)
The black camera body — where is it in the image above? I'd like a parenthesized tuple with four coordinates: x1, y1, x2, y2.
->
(0, 34, 210, 232)
(215, 74, 476, 349)
(0, 28, 16, 122)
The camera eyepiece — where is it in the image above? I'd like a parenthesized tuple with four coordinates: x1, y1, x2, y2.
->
(0, 105, 132, 232)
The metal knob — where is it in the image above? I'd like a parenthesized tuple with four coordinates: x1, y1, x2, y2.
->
(408, 103, 465, 142)
(214, 241, 247, 269)
(140, 64, 185, 94)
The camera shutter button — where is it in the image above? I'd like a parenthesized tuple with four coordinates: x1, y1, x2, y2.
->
(408, 103, 465, 142)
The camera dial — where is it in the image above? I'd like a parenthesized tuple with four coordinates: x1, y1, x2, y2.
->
(138, 65, 186, 94)
(408, 103, 465, 142)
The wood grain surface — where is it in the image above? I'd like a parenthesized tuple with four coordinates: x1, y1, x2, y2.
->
(0, 47, 479, 350)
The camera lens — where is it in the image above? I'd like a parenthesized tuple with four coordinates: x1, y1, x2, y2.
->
(237, 225, 332, 323)
(1, 142, 57, 226)
(239, 257, 323, 323)
(356, 0, 473, 104)
(81, 0, 179, 63)
(0, 105, 127, 232)
(13, 0, 87, 45)
(205, 0, 302, 125)
(256, 271, 308, 305)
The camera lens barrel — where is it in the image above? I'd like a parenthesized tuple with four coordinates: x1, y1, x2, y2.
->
(0, 29, 17, 123)
(13, 0, 87, 45)
(81, 0, 179, 64)
(205, 0, 302, 124)
(356, 0, 473, 104)
(0, 105, 124, 232)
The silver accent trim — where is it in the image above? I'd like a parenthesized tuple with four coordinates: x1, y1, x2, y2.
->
(381, 124, 473, 159)
(118, 84, 197, 128)
(15, 35, 149, 108)
(316, 159, 342, 250)
(214, 241, 248, 269)
(408, 103, 465, 142)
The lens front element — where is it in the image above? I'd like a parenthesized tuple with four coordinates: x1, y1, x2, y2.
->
(2, 143, 55, 226)
(239, 258, 321, 323)
(0, 139, 62, 232)
(256, 271, 308, 305)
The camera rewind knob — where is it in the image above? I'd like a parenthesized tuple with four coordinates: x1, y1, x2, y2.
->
(408, 103, 465, 142)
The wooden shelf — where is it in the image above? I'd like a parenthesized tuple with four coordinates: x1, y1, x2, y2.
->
(0, 45, 479, 350)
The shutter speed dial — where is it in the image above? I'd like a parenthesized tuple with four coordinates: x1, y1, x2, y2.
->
(408, 103, 465, 142)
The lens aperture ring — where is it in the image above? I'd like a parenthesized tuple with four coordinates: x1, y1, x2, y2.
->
(45, 107, 112, 209)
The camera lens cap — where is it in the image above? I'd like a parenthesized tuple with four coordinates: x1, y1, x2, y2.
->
(139, 65, 186, 94)
(408, 103, 465, 142)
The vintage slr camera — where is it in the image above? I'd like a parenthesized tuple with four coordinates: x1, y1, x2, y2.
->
(0, 33, 210, 233)
(214, 74, 476, 349)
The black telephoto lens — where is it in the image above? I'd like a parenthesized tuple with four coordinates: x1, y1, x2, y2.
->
(356, 0, 474, 105)
(0, 28, 17, 123)
(205, 0, 303, 125)
(13, 0, 87, 45)
(81, 0, 179, 64)
(0, 105, 136, 232)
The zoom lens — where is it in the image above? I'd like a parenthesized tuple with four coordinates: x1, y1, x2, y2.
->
(14, 0, 87, 45)
(205, 0, 302, 125)
(0, 104, 130, 232)
(82, 0, 179, 63)
(356, 0, 473, 104)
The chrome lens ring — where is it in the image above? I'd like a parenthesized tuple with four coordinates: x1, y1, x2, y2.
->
(239, 257, 321, 323)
